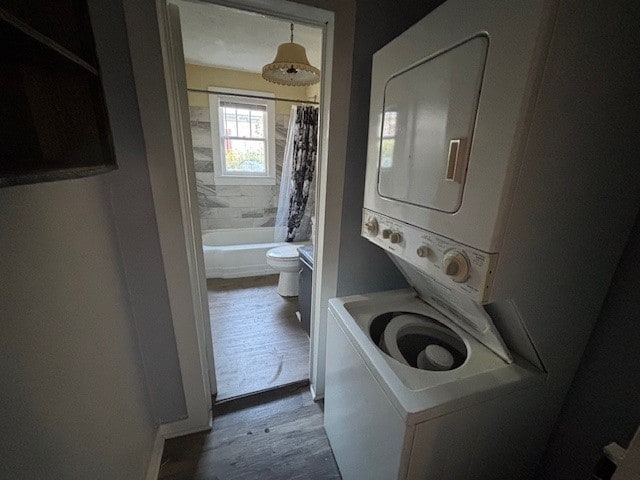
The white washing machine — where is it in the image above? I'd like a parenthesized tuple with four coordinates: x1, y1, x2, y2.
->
(325, 259, 544, 480)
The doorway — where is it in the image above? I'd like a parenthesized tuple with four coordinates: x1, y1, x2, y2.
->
(170, 0, 324, 401)
(128, 0, 349, 438)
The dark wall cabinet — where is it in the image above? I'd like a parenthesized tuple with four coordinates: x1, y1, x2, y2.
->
(1, 1, 116, 187)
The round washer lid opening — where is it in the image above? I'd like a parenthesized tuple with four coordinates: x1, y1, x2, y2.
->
(372, 312, 467, 371)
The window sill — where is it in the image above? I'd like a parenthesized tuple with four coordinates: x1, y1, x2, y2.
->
(214, 175, 276, 186)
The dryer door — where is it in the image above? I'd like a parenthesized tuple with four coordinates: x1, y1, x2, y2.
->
(378, 35, 488, 213)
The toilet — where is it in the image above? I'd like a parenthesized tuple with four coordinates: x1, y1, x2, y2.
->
(266, 245, 303, 297)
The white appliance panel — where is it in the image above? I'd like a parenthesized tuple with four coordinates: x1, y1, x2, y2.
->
(360, 208, 513, 359)
(378, 35, 488, 213)
(324, 310, 408, 480)
(364, 0, 554, 253)
(362, 209, 497, 303)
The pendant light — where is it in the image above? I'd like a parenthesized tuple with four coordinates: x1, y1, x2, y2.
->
(262, 23, 320, 86)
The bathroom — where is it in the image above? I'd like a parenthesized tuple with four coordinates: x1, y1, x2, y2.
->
(176, 0, 323, 401)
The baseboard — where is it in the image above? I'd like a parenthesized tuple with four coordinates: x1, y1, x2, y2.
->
(145, 429, 165, 480)
(309, 382, 323, 401)
(158, 410, 213, 439)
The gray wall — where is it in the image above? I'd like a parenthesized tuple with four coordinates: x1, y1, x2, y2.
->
(90, 0, 186, 425)
(0, 0, 188, 477)
(336, 0, 445, 296)
(536, 213, 640, 479)
(0, 180, 156, 480)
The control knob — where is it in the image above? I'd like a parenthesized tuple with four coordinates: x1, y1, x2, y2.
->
(364, 217, 378, 236)
(416, 245, 431, 258)
(389, 232, 403, 244)
(442, 250, 470, 283)
(381, 229, 392, 239)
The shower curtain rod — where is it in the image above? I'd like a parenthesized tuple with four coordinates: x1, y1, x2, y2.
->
(187, 87, 320, 105)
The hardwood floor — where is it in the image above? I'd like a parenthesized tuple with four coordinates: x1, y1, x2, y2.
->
(158, 384, 341, 480)
(208, 275, 310, 401)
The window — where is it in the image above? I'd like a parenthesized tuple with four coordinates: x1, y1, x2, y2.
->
(209, 87, 276, 185)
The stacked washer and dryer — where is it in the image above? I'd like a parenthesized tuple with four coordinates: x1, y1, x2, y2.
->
(324, 0, 640, 479)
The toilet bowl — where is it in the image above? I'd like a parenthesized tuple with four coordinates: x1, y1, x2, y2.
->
(266, 245, 302, 297)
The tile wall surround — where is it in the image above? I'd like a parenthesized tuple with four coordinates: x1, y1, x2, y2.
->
(190, 106, 289, 230)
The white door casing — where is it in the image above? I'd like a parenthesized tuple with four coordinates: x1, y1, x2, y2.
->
(124, 0, 214, 438)
(126, 0, 347, 439)
(160, 3, 217, 397)
(163, 0, 341, 403)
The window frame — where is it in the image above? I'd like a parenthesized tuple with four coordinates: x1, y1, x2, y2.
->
(208, 87, 276, 186)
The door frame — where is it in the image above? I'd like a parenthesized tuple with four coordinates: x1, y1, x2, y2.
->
(131, 0, 349, 437)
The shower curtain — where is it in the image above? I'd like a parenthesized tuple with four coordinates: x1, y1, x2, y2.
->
(275, 105, 319, 242)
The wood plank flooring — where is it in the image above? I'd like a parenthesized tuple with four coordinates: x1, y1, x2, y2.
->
(158, 384, 341, 480)
(209, 275, 309, 401)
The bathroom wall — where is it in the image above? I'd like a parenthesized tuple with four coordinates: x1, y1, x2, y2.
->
(189, 102, 288, 230)
(186, 64, 318, 231)
(186, 64, 318, 114)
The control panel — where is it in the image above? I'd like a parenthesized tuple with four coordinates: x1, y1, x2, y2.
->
(361, 209, 498, 303)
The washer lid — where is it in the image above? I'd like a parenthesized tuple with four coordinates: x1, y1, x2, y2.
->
(267, 245, 300, 259)
(390, 256, 513, 364)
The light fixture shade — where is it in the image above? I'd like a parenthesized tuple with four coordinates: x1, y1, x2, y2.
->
(262, 42, 320, 86)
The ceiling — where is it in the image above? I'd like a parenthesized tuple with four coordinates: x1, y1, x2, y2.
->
(174, 1, 323, 74)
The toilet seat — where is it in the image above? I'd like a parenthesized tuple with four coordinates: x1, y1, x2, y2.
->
(266, 245, 300, 260)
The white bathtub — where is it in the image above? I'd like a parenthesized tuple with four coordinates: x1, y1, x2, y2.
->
(202, 227, 309, 279)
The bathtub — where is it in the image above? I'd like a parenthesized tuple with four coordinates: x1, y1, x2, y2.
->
(202, 227, 309, 279)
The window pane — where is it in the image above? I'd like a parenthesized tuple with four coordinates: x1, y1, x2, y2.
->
(224, 139, 266, 173)
(222, 107, 237, 137)
(250, 111, 265, 138)
(236, 109, 251, 137)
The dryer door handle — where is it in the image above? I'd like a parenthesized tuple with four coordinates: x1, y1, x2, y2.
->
(446, 138, 463, 182)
